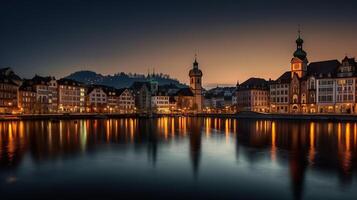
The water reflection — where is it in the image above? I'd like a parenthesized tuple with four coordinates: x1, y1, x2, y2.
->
(0, 118, 357, 199)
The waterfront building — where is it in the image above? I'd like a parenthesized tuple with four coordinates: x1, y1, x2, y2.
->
(86, 85, 108, 113)
(269, 72, 291, 113)
(334, 57, 357, 113)
(270, 28, 357, 114)
(314, 57, 357, 113)
(18, 80, 37, 114)
(151, 95, 170, 113)
(189, 57, 203, 112)
(117, 88, 135, 113)
(57, 78, 86, 113)
(236, 78, 269, 112)
(31, 75, 58, 113)
(0, 76, 19, 113)
(174, 87, 194, 112)
(131, 81, 153, 113)
(0, 68, 21, 113)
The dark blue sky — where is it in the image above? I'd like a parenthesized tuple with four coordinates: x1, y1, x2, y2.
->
(1, 0, 357, 85)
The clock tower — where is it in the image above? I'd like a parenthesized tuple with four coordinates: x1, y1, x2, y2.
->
(291, 28, 308, 78)
(189, 56, 203, 112)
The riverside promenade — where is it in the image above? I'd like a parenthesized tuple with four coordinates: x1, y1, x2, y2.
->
(1, 111, 357, 122)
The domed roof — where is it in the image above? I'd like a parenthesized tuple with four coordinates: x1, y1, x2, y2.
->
(189, 57, 203, 77)
(294, 49, 307, 60)
(189, 68, 202, 77)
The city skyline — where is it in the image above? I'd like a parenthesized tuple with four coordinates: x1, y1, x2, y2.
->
(1, 0, 357, 87)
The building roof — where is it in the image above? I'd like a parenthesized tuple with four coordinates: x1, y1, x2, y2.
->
(237, 77, 269, 91)
(0, 75, 19, 86)
(307, 60, 340, 78)
(19, 79, 36, 92)
(31, 75, 55, 85)
(189, 59, 203, 77)
(0, 67, 22, 86)
(271, 71, 291, 84)
(116, 88, 131, 96)
(175, 87, 194, 96)
(57, 78, 85, 87)
(130, 81, 151, 91)
(0, 67, 22, 82)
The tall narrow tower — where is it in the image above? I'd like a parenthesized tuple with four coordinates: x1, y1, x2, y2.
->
(291, 27, 308, 78)
(189, 56, 203, 112)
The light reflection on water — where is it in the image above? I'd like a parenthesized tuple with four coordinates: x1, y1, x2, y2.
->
(0, 118, 356, 199)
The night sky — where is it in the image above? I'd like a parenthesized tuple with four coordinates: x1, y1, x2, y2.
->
(1, 0, 357, 87)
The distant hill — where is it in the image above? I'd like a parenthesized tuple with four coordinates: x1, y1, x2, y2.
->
(65, 70, 187, 89)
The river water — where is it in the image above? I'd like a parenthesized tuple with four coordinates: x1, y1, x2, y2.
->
(0, 118, 356, 199)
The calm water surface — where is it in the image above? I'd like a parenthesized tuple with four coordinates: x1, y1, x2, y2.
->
(0, 117, 356, 199)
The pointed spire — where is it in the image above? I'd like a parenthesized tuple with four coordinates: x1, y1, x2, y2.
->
(298, 24, 301, 38)
(193, 54, 199, 68)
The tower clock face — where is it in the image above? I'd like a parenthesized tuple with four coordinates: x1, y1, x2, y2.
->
(293, 63, 300, 70)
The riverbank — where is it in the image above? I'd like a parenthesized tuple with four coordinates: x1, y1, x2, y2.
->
(1, 112, 357, 122)
(195, 112, 357, 122)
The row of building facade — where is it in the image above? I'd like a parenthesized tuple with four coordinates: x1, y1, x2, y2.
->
(236, 31, 357, 114)
(0, 58, 204, 114)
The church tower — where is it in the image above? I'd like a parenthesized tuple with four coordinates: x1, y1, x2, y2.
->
(291, 27, 308, 78)
(189, 55, 203, 112)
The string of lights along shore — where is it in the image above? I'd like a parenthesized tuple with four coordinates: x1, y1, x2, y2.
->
(0, 28, 357, 115)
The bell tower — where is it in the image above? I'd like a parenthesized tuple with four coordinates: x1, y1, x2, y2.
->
(291, 27, 308, 78)
(189, 55, 203, 112)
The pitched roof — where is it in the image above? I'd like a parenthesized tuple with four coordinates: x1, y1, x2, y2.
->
(0, 67, 22, 85)
(19, 79, 36, 92)
(0, 75, 19, 86)
(307, 60, 340, 78)
(237, 77, 268, 91)
(271, 71, 291, 84)
(57, 78, 85, 87)
(175, 87, 194, 96)
(31, 75, 55, 85)
(116, 88, 131, 96)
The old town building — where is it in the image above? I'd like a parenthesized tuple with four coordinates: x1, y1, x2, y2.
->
(131, 81, 154, 113)
(18, 79, 37, 114)
(314, 57, 357, 113)
(58, 78, 86, 113)
(86, 85, 108, 112)
(31, 75, 58, 113)
(0, 77, 19, 113)
(269, 72, 291, 113)
(236, 78, 269, 112)
(117, 88, 135, 113)
(0, 68, 21, 113)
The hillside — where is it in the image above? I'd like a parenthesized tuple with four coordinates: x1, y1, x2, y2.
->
(65, 71, 187, 89)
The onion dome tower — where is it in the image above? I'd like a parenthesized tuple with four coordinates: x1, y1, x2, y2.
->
(291, 26, 308, 78)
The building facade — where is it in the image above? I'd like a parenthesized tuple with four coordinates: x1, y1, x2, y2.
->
(86, 85, 108, 113)
(58, 78, 86, 113)
(236, 78, 269, 112)
(0, 68, 21, 113)
(31, 75, 58, 113)
(269, 72, 291, 113)
(18, 80, 37, 114)
(117, 88, 135, 113)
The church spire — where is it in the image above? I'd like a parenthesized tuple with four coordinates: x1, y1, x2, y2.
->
(293, 25, 307, 60)
(193, 54, 199, 68)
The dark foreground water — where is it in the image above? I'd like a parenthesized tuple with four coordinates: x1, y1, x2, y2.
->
(0, 118, 356, 200)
